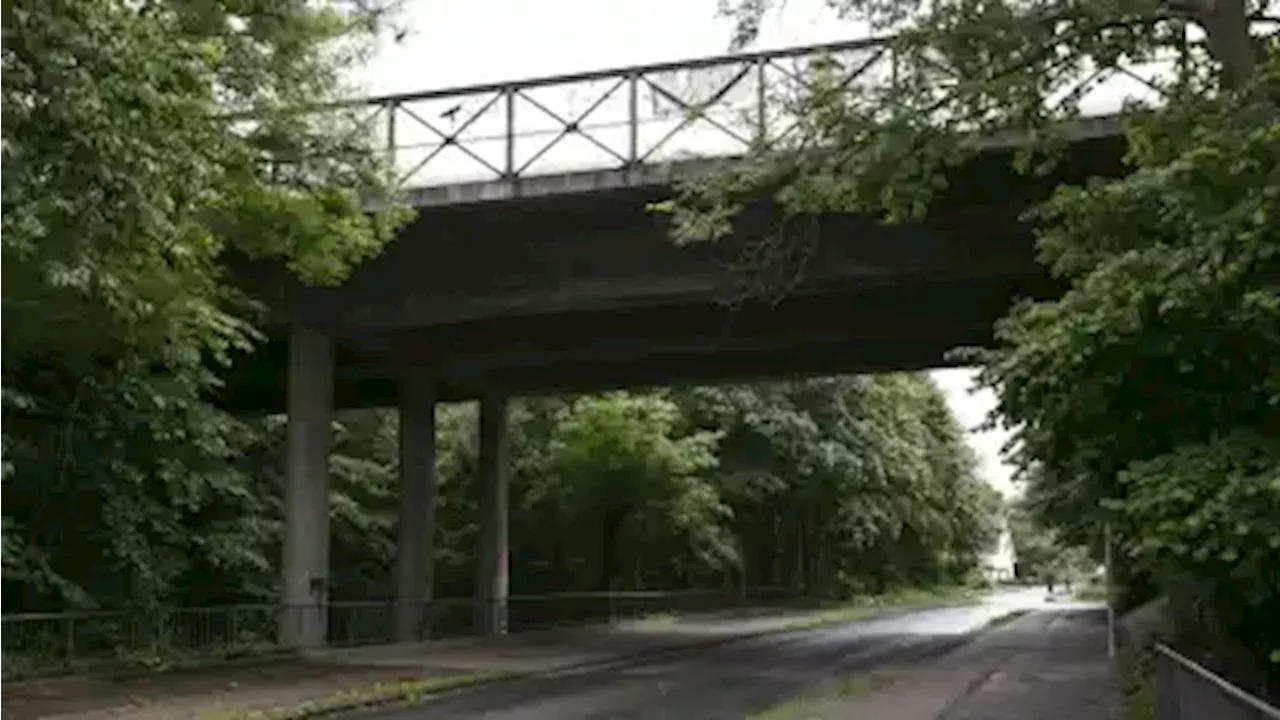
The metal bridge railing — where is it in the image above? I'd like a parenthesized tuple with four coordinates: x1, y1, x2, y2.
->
(1, 587, 793, 680)
(305, 36, 1177, 190)
(1155, 643, 1280, 720)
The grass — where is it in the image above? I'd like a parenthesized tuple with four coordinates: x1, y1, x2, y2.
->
(1114, 641, 1158, 720)
(777, 585, 979, 631)
(1073, 586, 1109, 602)
(629, 585, 979, 632)
(639, 611, 678, 626)
(4, 641, 292, 682)
(1125, 664, 1157, 720)
(984, 608, 1029, 629)
(197, 671, 511, 720)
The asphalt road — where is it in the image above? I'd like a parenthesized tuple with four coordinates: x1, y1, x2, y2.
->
(367, 593, 1039, 720)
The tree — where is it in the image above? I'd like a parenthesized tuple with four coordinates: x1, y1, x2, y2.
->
(675, 375, 1000, 597)
(672, 0, 1278, 688)
(327, 381, 1001, 608)
(1006, 498, 1085, 584)
(535, 393, 730, 591)
(2, 0, 408, 611)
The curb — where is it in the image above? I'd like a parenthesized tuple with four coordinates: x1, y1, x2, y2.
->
(221, 627, 788, 720)
(237, 595, 985, 720)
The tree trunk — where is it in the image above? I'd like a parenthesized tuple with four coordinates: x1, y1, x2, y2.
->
(598, 508, 627, 591)
(1189, 0, 1259, 88)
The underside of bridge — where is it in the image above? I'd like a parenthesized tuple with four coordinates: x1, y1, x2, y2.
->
(234, 122, 1123, 652)
(222, 272, 1063, 412)
(223, 126, 1123, 414)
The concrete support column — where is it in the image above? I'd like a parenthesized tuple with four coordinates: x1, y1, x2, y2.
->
(475, 394, 510, 636)
(393, 375, 437, 642)
(280, 326, 333, 650)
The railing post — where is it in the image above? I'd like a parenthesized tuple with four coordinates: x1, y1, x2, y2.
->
(756, 56, 767, 148)
(628, 73, 639, 166)
(314, 587, 325, 650)
(504, 87, 516, 181)
(386, 99, 397, 172)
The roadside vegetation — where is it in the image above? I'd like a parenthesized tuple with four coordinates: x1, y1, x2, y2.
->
(682, 0, 1279, 701)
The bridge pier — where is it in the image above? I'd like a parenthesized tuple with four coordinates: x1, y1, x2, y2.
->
(280, 326, 333, 650)
(393, 374, 438, 642)
(475, 394, 510, 635)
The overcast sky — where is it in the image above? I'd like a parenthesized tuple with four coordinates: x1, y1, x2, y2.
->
(345, 0, 1141, 499)
(353, 0, 862, 95)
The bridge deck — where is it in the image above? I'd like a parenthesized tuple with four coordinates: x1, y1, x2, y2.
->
(225, 39, 1156, 410)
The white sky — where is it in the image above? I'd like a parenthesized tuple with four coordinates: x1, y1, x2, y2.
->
(355, 0, 861, 95)
(930, 369, 1015, 498)
(347, 0, 1160, 499)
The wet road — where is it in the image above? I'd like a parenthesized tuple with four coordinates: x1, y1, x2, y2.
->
(370, 590, 1045, 720)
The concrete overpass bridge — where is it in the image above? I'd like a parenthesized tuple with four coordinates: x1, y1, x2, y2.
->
(236, 37, 1146, 650)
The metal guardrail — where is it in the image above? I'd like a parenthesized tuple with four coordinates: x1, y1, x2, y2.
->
(1, 587, 793, 680)
(307, 36, 1174, 190)
(1155, 643, 1280, 720)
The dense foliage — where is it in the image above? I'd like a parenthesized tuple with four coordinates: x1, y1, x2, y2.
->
(3, 376, 1002, 614)
(686, 0, 1279, 692)
(1006, 498, 1091, 585)
(446, 377, 1004, 600)
(2, 0, 405, 611)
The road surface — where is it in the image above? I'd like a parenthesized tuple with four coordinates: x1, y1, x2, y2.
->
(367, 588, 1049, 720)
